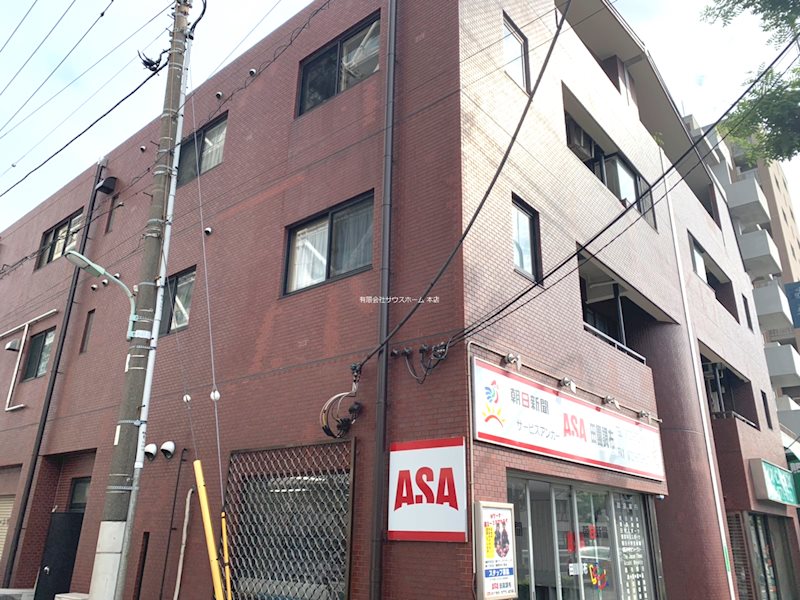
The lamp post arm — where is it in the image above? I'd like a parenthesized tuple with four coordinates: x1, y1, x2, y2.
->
(103, 275, 141, 340)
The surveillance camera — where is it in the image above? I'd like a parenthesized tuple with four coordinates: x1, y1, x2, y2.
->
(215, 91, 223, 99)
(160, 441, 176, 460)
(144, 443, 157, 461)
(90, 284, 98, 291)
(101, 279, 109, 286)
(248, 68, 257, 76)
(139, 145, 147, 153)
(113, 273, 120, 279)
(204, 227, 213, 235)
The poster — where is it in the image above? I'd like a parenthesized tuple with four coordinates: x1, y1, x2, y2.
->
(475, 501, 517, 599)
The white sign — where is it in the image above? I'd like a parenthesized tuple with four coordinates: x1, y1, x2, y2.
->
(476, 501, 517, 599)
(472, 358, 665, 480)
(388, 437, 468, 542)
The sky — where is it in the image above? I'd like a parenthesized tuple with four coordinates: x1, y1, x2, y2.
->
(0, 0, 797, 234)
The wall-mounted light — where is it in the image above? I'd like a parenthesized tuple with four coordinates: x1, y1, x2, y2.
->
(601, 395, 619, 410)
(559, 377, 576, 394)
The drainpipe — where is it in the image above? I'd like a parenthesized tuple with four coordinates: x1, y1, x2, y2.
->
(369, 1, 397, 599)
(2, 159, 107, 587)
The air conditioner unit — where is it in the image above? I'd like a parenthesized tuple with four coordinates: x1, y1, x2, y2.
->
(566, 118, 594, 161)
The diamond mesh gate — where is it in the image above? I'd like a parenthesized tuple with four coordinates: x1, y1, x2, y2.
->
(224, 440, 354, 600)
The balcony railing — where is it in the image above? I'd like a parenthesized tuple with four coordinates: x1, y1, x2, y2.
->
(710, 410, 759, 430)
(583, 322, 646, 364)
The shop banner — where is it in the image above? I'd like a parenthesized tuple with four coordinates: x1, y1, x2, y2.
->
(750, 459, 799, 506)
(472, 358, 665, 480)
(475, 501, 517, 599)
(387, 437, 468, 542)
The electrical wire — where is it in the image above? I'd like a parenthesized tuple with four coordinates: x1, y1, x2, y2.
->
(0, 0, 79, 99)
(0, 0, 40, 59)
(0, 2, 172, 141)
(353, 0, 574, 372)
(207, 0, 284, 76)
(449, 42, 800, 347)
(0, 63, 166, 198)
(0, 0, 116, 136)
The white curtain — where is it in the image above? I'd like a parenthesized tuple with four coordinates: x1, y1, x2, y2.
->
(202, 120, 227, 173)
(289, 220, 329, 291)
(330, 202, 372, 276)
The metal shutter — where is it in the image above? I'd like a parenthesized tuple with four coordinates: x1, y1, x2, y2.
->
(727, 512, 754, 600)
(0, 495, 14, 562)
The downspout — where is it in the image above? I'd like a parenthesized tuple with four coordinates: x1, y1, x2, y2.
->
(2, 159, 107, 587)
(369, 1, 397, 599)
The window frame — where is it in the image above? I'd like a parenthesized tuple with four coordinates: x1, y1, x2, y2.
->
(284, 193, 374, 294)
(502, 14, 530, 92)
(160, 267, 197, 335)
(176, 113, 228, 187)
(22, 327, 56, 381)
(296, 12, 381, 116)
(511, 195, 542, 282)
(35, 210, 83, 269)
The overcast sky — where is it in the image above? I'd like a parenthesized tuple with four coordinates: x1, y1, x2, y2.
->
(0, 0, 797, 235)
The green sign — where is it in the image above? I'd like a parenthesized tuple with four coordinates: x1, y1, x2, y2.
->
(754, 460, 798, 506)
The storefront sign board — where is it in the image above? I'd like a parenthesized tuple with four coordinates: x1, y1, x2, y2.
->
(472, 358, 665, 480)
(388, 437, 468, 542)
(475, 501, 517, 599)
(750, 459, 799, 506)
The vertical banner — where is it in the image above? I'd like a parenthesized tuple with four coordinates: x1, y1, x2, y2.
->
(475, 501, 517, 599)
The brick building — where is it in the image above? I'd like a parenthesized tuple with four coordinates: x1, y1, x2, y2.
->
(0, 0, 798, 599)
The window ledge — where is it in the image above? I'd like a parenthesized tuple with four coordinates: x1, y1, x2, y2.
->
(513, 268, 540, 285)
(5, 404, 26, 412)
(282, 265, 372, 298)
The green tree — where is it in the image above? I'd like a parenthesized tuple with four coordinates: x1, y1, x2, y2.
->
(704, 0, 800, 161)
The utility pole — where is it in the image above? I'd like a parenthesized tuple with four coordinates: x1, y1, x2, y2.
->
(88, 1, 191, 598)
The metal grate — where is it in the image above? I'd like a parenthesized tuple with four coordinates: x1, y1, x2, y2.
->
(224, 441, 353, 600)
(727, 512, 754, 600)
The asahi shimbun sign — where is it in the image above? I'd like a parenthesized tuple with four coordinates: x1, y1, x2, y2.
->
(473, 358, 665, 480)
(388, 437, 468, 542)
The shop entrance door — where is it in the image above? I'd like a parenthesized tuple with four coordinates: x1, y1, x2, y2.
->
(508, 477, 659, 600)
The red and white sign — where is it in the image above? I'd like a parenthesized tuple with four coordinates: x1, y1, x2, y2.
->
(473, 358, 665, 480)
(388, 437, 468, 542)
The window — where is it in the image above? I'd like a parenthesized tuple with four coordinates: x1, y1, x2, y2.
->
(761, 391, 773, 429)
(743, 295, 753, 331)
(511, 197, 541, 280)
(22, 328, 55, 380)
(286, 195, 373, 293)
(503, 15, 528, 91)
(564, 113, 655, 229)
(80, 310, 95, 353)
(298, 16, 380, 114)
(36, 210, 83, 269)
(177, 115, 227, 187)
(160, 268, 196, 335)
(68, 477, 90, 512)
(105, 197, 123, 233)
(691, 237, 739, 321)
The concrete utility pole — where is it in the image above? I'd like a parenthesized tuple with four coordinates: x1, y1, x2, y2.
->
(88, 1, 191, 598)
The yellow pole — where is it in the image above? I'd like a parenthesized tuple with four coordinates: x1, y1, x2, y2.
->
(193, 460, 225, 600)
(220, 510, 233, 600)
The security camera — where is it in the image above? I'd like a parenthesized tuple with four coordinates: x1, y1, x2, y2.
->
(203, 227, 213, 235)
(144, 443, 158, 461)
(101, 279, 109, 286)
(139, 145, 147, 153)
(248, 68, 257, 76)
(215, 91, 223, 99)
(160, 441, 176, 460)
(90, 284, 98, 291)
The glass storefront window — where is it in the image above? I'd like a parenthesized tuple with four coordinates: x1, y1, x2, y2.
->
(508, 476, 659, 600)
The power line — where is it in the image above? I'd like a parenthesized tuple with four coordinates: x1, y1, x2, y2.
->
(0, 0, 40, 59)
(449, 37, 800, 346)
(0, 64, 166, 198)
(0, 0, 79, 99)
(354, 0, 574, 371)
(0, 0, 116, 136)
(0, 2, 171, 141)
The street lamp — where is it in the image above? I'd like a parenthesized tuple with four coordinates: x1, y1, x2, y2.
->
(64, 250, 142, 341)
